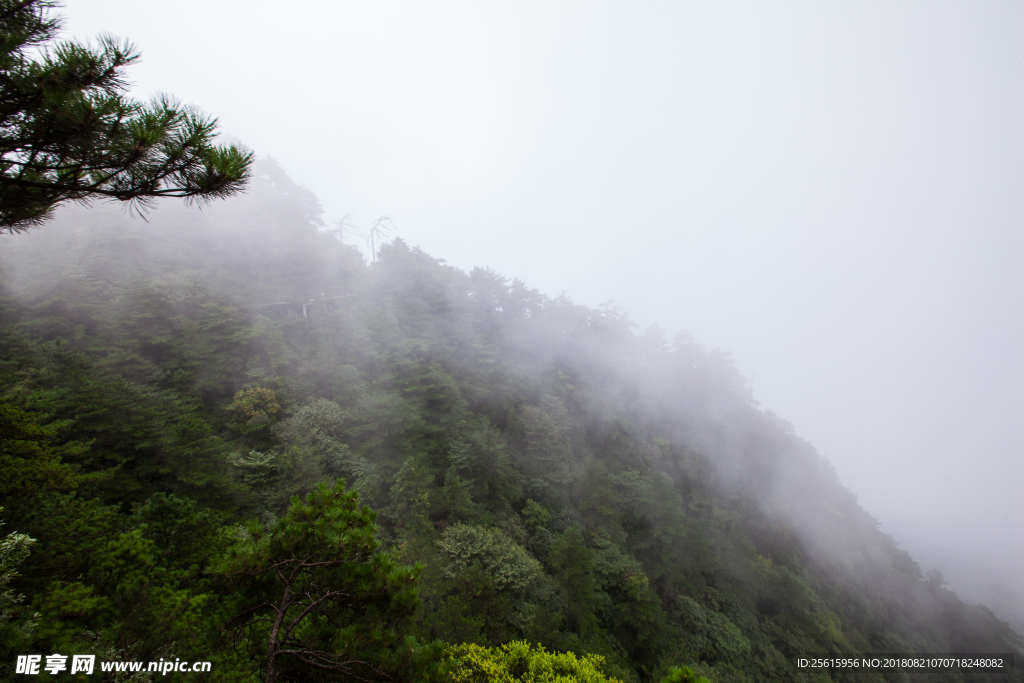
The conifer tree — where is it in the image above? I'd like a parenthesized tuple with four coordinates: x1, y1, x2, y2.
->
(0, 0, 252, 233)
(219, 481, 420, 683)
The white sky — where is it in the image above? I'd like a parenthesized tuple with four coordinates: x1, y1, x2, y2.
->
(62, 0, 1023, 619)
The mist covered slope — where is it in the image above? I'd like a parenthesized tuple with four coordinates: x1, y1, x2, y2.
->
(1, 161, 1020, 682)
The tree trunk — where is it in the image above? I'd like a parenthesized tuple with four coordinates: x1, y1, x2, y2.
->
(265, 584, 292, 683)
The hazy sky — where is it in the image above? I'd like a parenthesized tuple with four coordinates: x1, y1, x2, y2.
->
(62, 0, 1022, 619)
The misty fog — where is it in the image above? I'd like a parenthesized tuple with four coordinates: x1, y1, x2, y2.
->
(59, 0, 1023, 630)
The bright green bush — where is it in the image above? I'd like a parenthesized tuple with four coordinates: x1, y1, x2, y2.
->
(445, 641, 623, 682)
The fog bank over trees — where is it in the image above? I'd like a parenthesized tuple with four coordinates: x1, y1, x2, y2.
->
(1, 172, 1021, 678)
(60, 0, 1023, 628)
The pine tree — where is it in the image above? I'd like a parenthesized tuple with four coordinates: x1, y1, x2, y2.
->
(0, 0, 252, 233)
(219, 481, 420, 683)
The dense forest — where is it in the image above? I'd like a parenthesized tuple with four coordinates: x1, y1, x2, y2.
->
(1, 159, 1020, 682)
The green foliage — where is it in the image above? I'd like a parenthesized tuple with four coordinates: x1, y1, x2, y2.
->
(522, 499, 552, 531)
(439, 524, 543, 594)
(274, 397, 378, 489)
(0, 508, 38, 669)
(129, 492, 226, 574)
(668, 596, 708, 658)
(0, 400, 82, 495)
(703, 611, 750, 664)
(445, 641, 624, 683)
(219, 480, 420, 682)
(227, 444, 321, 514)
(658, 665, 711, 683)
(550, 528, 600, 640)
(0, 0, 252, 232)
(421, 524, 548, 645)
(518, 396, 574, 487)
(229, 386, 281, 421)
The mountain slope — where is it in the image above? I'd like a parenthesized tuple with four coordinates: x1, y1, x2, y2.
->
(1, 161, 1020, 682)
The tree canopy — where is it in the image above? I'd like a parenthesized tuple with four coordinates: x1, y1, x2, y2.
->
(219, 481, 420, 683)
(0, 0, 252, 233)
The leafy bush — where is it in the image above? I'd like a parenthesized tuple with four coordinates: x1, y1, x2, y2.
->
(446, 641, 623, 682)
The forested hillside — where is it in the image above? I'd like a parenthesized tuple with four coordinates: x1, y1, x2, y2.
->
(1, 160, 1020, 682)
